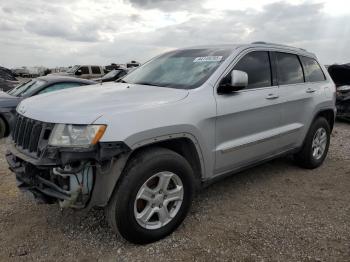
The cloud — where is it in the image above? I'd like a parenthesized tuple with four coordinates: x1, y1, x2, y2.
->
(124, 0, 204, 12)
(0, 0, 350, 68)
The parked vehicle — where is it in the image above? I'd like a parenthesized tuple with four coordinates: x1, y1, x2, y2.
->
(126, 60, 141, 68)
(6, 43, 336, 244)
(328, 64, 350, 120)
(0, 76, 95, 138)
(50, 65, 105, 79)
(0, 66, 19, 92)
(93, 68, 129, 82)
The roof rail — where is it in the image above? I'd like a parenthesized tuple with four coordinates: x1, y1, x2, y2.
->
(251, 41, 307, 52)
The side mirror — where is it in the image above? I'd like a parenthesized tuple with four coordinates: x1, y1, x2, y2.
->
(218, 70, 248, 94)
(75, 69, 82, 76)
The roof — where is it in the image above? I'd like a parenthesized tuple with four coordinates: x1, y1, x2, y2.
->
(183, 42, 315, 57)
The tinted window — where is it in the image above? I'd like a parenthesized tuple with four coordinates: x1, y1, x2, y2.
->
(300, 56, 325, 82)
(91, 66, 101, 74)
(80, 67, 89, 74)
(38, 82, 83, 94)
(276, 52, 304, 85)
(234, 51, 272, 89)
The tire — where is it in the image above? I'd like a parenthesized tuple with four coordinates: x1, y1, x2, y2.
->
(105, 147, 195, 244)
(0, 118, 6, 139)
(294, 117, 331, 169)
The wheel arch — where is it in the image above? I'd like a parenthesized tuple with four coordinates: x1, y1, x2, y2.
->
(313, 108, 335, 131)
(126, 135, 205, 190)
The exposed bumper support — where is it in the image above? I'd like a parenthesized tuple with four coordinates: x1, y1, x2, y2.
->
(6, 141, 131, 209)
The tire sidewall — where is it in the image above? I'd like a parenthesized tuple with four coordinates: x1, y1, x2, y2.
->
(115, 150, 194, 243)
(305, 118, 331, 167)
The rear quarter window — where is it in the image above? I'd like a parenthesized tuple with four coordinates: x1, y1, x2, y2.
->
(300, 56, 326, 82)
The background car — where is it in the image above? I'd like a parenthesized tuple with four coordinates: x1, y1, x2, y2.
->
(327, 63, 350, 120)
(93, 68, 129, 82)
(49, 65, 105, 79)
(0, 66, 19, 92)
(0, 75, 96, 138)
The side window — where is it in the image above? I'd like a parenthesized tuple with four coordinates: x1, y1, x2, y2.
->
(300, 56, 326, 82)
(80, 66, 90, 74)
(233, 51, 272, 89)
(91, 66, 101, 74)
(38, 83, 83, 94)
(276, 52, 304, 85)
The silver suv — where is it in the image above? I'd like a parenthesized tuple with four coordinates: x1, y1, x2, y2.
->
(6, 42, 336, 244)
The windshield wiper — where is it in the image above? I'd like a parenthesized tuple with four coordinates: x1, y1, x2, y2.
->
(135, 82, 163, 87)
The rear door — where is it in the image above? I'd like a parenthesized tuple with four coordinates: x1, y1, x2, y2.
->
(274, 52, 326, 149)
(214, 50, 283, 175)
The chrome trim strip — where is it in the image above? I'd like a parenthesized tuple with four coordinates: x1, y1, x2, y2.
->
(220, 128, 301, 154)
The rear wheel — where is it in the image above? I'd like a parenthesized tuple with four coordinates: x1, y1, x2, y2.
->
(294, 117, 330, 169)
(105, 147, 195, 244)
(0, 118, 6, 139)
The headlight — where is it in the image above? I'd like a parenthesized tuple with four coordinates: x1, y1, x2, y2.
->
(49, 124, 107, 147)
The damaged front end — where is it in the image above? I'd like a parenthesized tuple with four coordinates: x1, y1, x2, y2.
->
(6, 114, 130, 209)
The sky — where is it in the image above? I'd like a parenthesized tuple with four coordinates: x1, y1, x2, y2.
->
(0, 0, 349, 68)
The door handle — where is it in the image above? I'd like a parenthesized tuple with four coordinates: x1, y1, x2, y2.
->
(306, 88, 316, 93)
(265, 94, 279, 100)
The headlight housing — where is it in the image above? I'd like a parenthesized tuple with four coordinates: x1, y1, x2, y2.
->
(49, 124, 107, 147)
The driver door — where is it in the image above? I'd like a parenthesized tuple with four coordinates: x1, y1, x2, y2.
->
(214, 51, 283, 175)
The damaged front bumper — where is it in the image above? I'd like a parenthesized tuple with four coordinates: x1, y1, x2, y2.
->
(6, 140, 130, 209)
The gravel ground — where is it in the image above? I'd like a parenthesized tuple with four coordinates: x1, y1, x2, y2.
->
(0, 122, 350, 262)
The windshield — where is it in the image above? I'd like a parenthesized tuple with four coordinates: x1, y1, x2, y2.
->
(122, 48, 231, 89)
(67, 65, 79, 73)
(102, 69, 122, 80)
(7, 79, 46, 97)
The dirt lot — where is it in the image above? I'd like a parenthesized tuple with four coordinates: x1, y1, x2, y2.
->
(0, 122, 349, 262)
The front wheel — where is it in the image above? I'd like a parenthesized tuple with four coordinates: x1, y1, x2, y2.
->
(105, 147, 195, 244)
(294, 117, 331, 169)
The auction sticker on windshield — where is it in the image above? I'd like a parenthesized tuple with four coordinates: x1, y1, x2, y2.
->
(193, 56, 223, 62)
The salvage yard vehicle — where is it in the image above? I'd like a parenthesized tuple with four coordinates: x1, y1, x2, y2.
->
(50, 65, 105, 79)
(335, 85, 350, 120)
(328, 64, 350, 120)
(6, 43, 336, 244)
(0, 76, 95, 138)
(93, 68, 129, 83)
(0, 66, 19, 92)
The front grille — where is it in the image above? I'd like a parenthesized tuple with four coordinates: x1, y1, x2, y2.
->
(12, 114, 54, 157)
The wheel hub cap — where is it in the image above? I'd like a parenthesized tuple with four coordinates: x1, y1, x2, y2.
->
(134, 171, 184, 230)
(312, 127, 327, 160)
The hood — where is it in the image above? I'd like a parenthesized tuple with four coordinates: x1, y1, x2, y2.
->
(17, 82, 189, 124)
(0, 91, 21, 108)
(328, 64, 350, 86)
